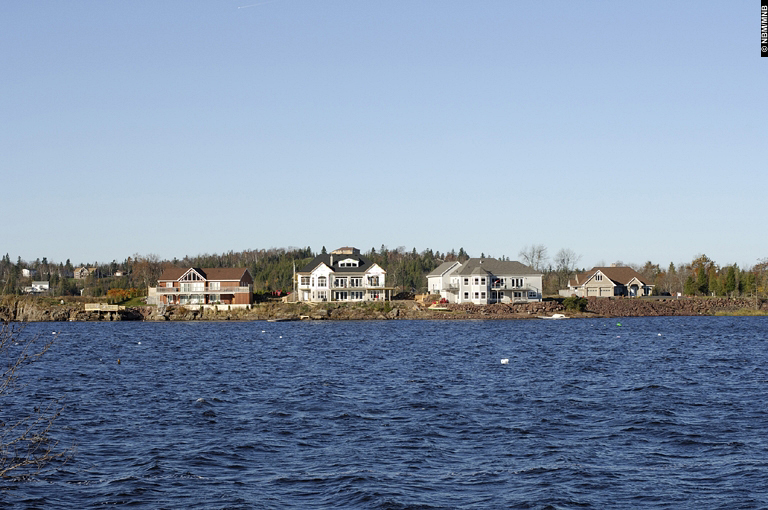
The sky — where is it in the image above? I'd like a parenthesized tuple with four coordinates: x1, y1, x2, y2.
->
(2, 1, 766, 269)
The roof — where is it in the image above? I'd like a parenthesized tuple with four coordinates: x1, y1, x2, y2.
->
(573, 267, 651, 286)
(157, 267, 252, 282)
(454, 258, 540, 277)
(426, 261, 461, 278)
(298, 253, 380, 274)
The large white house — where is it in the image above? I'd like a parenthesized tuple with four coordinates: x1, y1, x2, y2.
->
(427, 258, 543, 304)
(296, 247, 392, 302)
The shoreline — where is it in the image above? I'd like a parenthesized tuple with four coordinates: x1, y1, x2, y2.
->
(2, 296, 766, 322)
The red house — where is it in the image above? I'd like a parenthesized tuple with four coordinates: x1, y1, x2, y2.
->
(155, 267, 253, 307)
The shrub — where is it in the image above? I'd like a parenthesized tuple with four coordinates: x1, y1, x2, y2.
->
(563, 296, 588, 312)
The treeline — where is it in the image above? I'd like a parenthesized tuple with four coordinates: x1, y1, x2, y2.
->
(1, 248, 767, 299)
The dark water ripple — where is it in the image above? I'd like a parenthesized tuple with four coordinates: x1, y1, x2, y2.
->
(1, 317, 768, 508)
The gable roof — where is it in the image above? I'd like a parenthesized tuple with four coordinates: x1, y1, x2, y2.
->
(426, 261, 461, 278)
(573, 267, 651, 287)
(157, 267, 252, 282)
(455, 258, 540, 277)
(299, 253, 380, 274)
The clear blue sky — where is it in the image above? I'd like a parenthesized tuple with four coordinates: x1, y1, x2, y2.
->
(2, 1, 765, 269)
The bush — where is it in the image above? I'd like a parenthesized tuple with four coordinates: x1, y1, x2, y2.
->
(563, 296, 588, 312)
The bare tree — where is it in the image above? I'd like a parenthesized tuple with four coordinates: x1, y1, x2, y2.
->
(1, 322, 73, 479)
(554, 248, 582, 289)
(518, 244, 549, 272)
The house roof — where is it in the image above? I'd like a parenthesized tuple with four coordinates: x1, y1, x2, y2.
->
(157, 267, 251, 282)
(298, 253, 380, 274)
(454, 258, 540, 277)
(573, 267, 651, 287)
(426, 261, 460, 278)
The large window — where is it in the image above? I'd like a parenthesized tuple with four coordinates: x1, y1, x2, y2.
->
(181, 282, 204, 292)
(317, 276, 327, 287)
(334, 277, 347, 288)
(300, 276, 310, 286)
(209, 281, 220, 291)
(367, 276, 380, 287)
(350, 277, 363, 287)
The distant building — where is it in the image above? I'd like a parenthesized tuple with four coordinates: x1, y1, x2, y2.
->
(21, 268, 37, 278)
(153, 267, 254, 308)
(427, 258, 543, 304)
(560, 266, 654, 297)
(23, 281, 50, 294)
(74, 267, 98, 279)
(296, 247, 391, 302)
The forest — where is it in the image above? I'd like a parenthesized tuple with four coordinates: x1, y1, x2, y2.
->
(1, 247, 766, 301)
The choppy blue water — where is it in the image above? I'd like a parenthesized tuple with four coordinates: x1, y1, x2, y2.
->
(2, 317, 768, 508)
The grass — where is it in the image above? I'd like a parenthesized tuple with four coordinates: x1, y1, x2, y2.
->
(714, 309, 768, 316)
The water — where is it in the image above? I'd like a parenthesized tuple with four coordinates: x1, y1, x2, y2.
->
(2, 317, 768, 508)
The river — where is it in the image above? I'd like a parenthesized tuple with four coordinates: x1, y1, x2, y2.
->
(2, 317, 767, 508)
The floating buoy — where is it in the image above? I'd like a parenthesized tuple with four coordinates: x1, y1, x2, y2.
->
(138, 342, 141, 345)
(617, 322, 622, 327)
(117, 359, 121, 365)
(501, 358, 509, 364)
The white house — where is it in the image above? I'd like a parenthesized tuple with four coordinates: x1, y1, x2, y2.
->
(23, 281, 50, 294)
(426, 261, 461, 301)
(296, 247, 392, 302)
(427, 258, 542, 304)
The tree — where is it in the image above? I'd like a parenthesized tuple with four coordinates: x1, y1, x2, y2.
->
(519, 244, 549, 272)
(554, 248, 581, 288)
(1, 323, 73, 479)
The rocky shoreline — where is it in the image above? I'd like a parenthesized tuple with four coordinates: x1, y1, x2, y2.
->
(1, 296, 766, 322)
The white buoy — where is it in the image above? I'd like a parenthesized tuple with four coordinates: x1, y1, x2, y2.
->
(501, 358, 509, 364)
(138, 342, 141, 345)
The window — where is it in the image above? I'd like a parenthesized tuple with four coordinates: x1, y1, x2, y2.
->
(208, 294, 220, 303)
(209, 281, 220, 291)
(481, 292, 486, 299)
(318, 276, 327, 287)
(334, 277, 347, 288)
(464, 278, 469, 285)
(368, 276, 380, 287)
(166, 282, 173, 288)
(300, 276, 310, 286)
(499, 292, 504, 299)
(350, 277, 362, 287)
(464, 292, 469, 299)
(595, 274, 603, 281)
(481, 277, 486, 285)
(334, 291, 348, 300)
(317, 291, 327, 301)
(474, 278, 479, 285)
(181, 282, 204, 292)
(474, 292, 479, 299)
(528, 291, 537, 298)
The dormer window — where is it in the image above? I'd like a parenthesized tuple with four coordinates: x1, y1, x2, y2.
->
(338, 258, 360, 268)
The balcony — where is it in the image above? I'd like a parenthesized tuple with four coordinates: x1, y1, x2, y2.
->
(489, 283, 535, 292)
(156, 286, 253, 295)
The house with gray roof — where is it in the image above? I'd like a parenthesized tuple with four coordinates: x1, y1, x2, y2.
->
(296, 247, 391, 302)
(428, 258, 542, 304)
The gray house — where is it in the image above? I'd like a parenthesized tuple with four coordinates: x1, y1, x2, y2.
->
(427, 258, 542, 304)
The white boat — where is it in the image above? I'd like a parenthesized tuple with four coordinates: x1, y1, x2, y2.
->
(537, 313, 569, 320)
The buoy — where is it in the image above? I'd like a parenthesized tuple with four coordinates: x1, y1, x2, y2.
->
(117, 359, 121, 364)
(501, 358, 509, 364)
(138, 342, 141, 345)
(617, 322, 622, 326)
